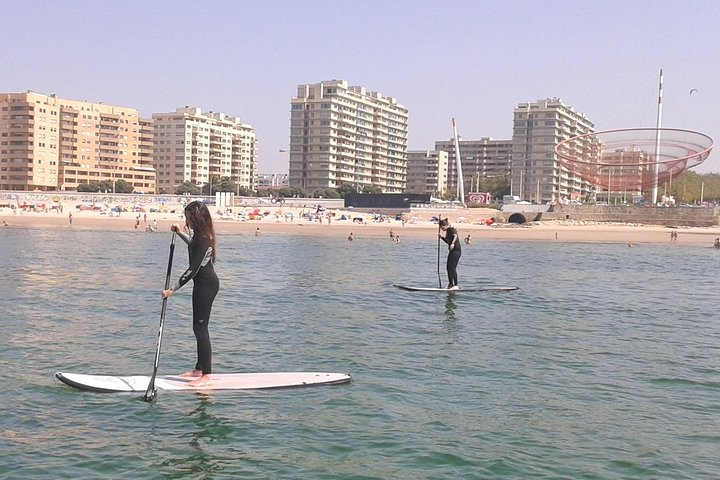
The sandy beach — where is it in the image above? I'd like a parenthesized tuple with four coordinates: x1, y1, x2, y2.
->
(3, 204, 720, 246)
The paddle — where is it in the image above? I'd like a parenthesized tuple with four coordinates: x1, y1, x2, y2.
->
(144, 231, 176, 402)
(437, 213, 442, 289)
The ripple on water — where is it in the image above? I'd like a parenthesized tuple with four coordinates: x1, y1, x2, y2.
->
(1, 231, 720, 478)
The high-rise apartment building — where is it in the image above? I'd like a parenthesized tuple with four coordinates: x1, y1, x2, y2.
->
(434, 137, 513, 194)
(406, 150, 448, 197)
(511, 98, 595, 204)
(152, 107, 257, 194)
(289, 80, 408, 194)
(0, 91, 155, 192)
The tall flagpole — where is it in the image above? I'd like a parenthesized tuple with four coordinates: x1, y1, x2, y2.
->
(651, 69, 663, 205)
(452, 118, 465, 205)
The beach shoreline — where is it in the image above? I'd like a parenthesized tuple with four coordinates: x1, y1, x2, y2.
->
(3, 205, 720, 245)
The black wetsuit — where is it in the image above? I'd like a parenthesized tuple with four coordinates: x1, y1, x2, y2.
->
(172, 231, 219, 375)
(441, 226, 462, 288)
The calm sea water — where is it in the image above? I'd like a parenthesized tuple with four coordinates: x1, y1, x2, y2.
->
(1, 226, 719, 479)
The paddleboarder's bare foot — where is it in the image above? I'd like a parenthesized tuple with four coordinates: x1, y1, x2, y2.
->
(179, 369, 202, 378)
(448, 285, 460, 291)
(188, 374, 212, 387)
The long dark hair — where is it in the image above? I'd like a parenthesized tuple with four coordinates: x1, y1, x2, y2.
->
(184, 201, 217, 261)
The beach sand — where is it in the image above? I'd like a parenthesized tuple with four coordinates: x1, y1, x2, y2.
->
(3, 205, 720, 246)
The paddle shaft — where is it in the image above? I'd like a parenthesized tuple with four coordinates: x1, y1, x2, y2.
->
(144, 231, 176, 401)
(437, 213, 442, 288)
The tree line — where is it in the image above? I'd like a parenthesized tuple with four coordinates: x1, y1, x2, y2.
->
(167, 179, 384, 199)
(75, 170, 720, 205)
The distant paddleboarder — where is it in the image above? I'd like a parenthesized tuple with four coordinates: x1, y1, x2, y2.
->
(162, 201, 219, 387)
(438, 218, 461, 290)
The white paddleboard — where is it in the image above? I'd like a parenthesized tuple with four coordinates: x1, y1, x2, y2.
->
(394, 284, 519, 293)
(55, 371, 351, 393)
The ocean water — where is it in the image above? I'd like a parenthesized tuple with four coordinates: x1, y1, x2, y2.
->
(1, 226, 719, 479)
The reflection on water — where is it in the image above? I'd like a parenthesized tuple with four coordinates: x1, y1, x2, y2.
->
(444, 294, 457, 321)
(157, 395, 236, 478)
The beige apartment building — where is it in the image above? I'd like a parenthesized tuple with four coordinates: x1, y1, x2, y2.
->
(256, 173, 289, 192)
(598, 149, 651, 204)
(434, 137, 513, 194)
(512, 98, 595, 204)
(288, 80, 408, 194)
(152, 107, 257, 194)
(406, 150, 448, 197)
(0, 91, 156, 192)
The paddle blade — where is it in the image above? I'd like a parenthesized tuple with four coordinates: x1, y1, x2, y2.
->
(143, 388, 158, 402)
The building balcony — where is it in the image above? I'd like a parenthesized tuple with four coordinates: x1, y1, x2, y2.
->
(8, 133, 34, 141)
(98, 147, 121, 155)
(9, 114, 34, 120)
(10, 119, 35, 127)
(7, 150, 33, 158)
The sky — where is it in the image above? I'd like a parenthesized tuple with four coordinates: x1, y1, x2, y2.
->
(1, 0, 718, 173)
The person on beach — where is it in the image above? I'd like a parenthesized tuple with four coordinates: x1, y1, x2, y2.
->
(438, 218, 461, 290)
(162, 201, 220, 387)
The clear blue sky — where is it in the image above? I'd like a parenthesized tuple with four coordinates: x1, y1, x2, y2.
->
(1, 0, 718, 173)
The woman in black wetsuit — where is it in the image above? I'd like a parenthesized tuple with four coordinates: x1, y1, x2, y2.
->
(438, 218, 461, 290)
(162, 201, 219, 387)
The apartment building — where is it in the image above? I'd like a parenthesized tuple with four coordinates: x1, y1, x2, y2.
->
(0, 91, 155, 192)
(598, 149, 651, 203)
(288, 80, 408, 194)
(256, 173, 289, 191)
(152, 107, 257, 194)
(512, 98, 595, 204)
(406, 150, 448, 197)
(434, 137, 513, 194)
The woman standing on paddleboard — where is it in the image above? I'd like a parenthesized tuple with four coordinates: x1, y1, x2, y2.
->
(162, 201, 219, 387)
(438, 218, 461, 290)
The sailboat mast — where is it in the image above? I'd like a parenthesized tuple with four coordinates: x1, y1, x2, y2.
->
(651, 68, 663, 205)
(452, 118, 465, 205)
